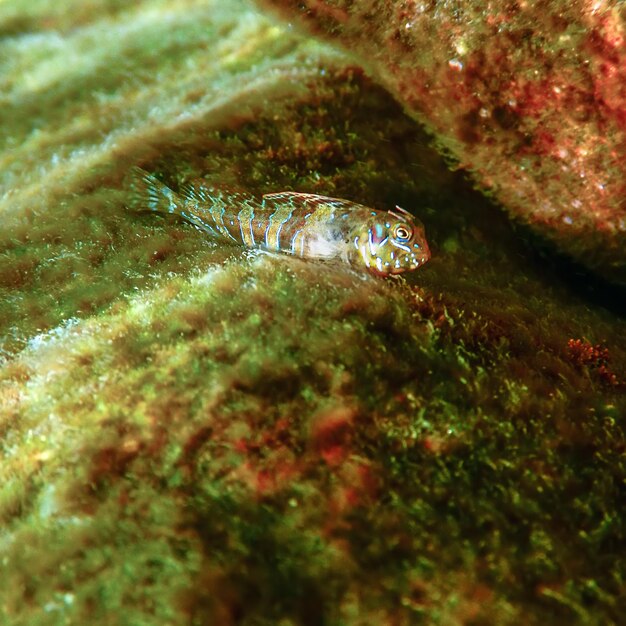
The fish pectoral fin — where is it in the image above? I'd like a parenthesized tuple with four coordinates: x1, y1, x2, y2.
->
(127, 167, 184, 217)
(247, 248, 282, 260)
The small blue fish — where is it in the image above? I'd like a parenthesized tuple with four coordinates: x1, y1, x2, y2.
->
(128, 168, 430, 276)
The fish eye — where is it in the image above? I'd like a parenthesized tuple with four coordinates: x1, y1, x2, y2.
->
(394, 224, 412, 242)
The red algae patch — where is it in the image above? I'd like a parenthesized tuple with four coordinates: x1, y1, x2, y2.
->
(309, 404, 357, 466)
(567, 337, 622, 387)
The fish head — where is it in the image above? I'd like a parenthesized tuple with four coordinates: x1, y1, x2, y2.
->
(351, 206, 431, 276)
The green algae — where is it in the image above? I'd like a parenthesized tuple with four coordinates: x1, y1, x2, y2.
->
(1, 0, 626, 625)
(3, 252, 624, 624)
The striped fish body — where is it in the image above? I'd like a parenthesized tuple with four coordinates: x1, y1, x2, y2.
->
(128, 168, 430, 276)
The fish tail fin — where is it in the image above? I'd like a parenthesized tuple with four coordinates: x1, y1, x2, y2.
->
(127, 167, 185, 216)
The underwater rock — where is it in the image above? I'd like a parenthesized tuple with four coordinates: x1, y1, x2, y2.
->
(254, 0, 626, 285)
(2, 1, 626, 625)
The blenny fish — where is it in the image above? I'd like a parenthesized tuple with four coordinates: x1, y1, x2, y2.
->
(128, 167, 430, 277)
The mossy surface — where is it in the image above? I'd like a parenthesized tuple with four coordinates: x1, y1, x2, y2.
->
(1, 1, 625, 625)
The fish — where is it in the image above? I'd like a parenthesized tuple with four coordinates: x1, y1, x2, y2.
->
(127, 167, 430, 277)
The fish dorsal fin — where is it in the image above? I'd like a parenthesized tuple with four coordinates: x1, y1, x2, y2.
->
(179, 182, 203, 204)
(180, 180, 254, 207)
(262, 191, 366, 211)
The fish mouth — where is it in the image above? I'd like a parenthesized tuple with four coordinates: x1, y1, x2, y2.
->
(359, 252, 430, 277)
(367, 263, 415, 277)
(382, 256, 430, 276)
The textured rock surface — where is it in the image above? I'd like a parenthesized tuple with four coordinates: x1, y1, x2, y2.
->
(1, 1, 626, 625)
(255, 0, 626, 286)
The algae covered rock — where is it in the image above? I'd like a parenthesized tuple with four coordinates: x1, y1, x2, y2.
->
(254, 0, 626, 286)
(1, 1, 626, 625)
